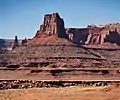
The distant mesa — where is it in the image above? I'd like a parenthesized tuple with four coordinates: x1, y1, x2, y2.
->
(0, 38, 18, 50)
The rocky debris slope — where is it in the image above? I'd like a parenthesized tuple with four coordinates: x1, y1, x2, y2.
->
(28, 35, 73, 46)
(7, 45, 105, 67)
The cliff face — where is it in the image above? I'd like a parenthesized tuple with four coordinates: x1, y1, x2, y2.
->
(104, 23, 120, 45)
(28, 13, 72, 45)
(35, 13, 67, 38)
(86, 24, 120, 45)
(66, 23, 120, 45)
(66, 28, 89, 45)
(85, 27, 108, 45)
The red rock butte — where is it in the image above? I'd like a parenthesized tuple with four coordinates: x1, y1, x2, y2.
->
(28, 13, 69, 45)
(35, 13, 67, 38)
(26, 12, 120, 47)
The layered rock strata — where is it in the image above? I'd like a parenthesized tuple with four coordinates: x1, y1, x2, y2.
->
(66, 23, 120, 45)
(35, 13, 68, 38)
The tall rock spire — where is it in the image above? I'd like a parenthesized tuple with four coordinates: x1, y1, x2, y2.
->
(12, 36, 18, 49)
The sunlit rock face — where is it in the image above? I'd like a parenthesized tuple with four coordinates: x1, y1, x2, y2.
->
(35, 13, 68, 39)
(86, 23, 120, 45)
(66, 23, 120, 45)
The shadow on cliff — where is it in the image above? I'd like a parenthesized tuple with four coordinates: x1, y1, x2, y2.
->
(105, 29, 120, 45)
(73, 32, 88, 45)
(66, 28, 89, 45)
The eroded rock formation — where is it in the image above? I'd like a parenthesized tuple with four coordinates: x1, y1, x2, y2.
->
(85, 24, 120, 45)
(21, 38, 27, 45)
(28, 13, 72, 45)
(12, 36, 19, 49)
(67, 23, 120, 45)
(85, 26, 109, 45)
(35, 13, 67, 38)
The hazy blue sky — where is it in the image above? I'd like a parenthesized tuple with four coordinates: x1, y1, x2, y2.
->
(0, 0, 120, 39)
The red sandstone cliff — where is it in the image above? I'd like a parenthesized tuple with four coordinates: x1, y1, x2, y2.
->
(85, 23, 120, 45)
(28, 13, 72, 45)
(66, 23, 120, 46)
(35, 13, 67, 38)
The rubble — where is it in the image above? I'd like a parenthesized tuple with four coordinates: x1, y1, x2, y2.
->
(0, 80, 115, 90)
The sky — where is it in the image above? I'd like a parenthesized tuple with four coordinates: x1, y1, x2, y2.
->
(0, 0, 120, 39)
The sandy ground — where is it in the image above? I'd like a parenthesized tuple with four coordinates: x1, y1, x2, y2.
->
(0, 70, 120, 80)
(0, 85, 120, 100)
